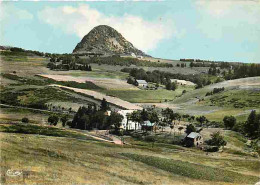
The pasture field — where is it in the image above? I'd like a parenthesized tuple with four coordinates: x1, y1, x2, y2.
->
(1, 123, 259, 185)
(202, 89, 260, 108)
(104, 86, 194, 103)
(0, 107, 51, 124)
(165, 77, 260, 121)
(49, 84, 143, 110)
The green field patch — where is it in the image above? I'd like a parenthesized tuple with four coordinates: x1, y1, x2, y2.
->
(205, 108, 247, 122)
(104, 86, 193, 103)
(205, 90, 260, 108)
(121, 153, 259, 183)
(0, 86, 85, 109)
(0, 123, 95, 141)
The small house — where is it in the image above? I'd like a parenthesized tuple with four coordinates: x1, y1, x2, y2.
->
(136, 80, 148, 88)
(185, 132, 203, 147)
(131, 53, 136, 58)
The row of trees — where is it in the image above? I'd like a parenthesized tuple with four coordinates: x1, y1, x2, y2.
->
(190, 61, 232, 69)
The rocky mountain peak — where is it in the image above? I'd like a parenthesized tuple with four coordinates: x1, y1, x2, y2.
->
(73, 25, 148, 56)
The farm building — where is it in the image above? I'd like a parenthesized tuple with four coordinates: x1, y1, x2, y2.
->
(107, 110, 141, 130)
(118, 110, 141, 130)
(142, 120, 156, 131)
(131, 53, 137, 58)
(185, 132, 203, 147)
(170, 79, 195, 86)
(136, 80, 148, 88)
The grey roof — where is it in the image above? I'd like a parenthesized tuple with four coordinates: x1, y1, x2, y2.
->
(143, 120, 155, 126)
(187, 132, 201, 139)
(136, 80, 147, 84)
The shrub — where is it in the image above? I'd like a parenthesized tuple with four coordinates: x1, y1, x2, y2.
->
(48, 115, 59, 126)
(204, 146, 219, 152)
(223, 116, 236, 129)
(21, 117, 29, 123)
(232, 121, 244, 133)
(205, 131, 227, 148)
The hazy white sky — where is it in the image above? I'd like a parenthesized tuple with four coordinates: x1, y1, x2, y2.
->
(1, 0, 260, 63)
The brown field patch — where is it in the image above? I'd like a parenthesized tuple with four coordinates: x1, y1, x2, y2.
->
(39, 74, 139, 90)
(49, 84, 142, 110)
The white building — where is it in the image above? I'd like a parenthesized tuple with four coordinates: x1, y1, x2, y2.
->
(131, 53, 136, 58)
(136, 80, 148, 88)
(107, 110, 141, 130)
(170, 79, 195, 86)
(118, 110, 141, 130)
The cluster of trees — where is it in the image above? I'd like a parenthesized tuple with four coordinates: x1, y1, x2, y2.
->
(223, 110, 260, 139)
(229, 64, 260, 79)
(129, 109, 160, 130)
(165, 81, 177, 91)
(189, 61, 232, 69)
(206, 87, 225, 96)
(47, 114, 70, 127)
(205, 132, 227, 151)
(122, 68, 212, 89)
(47, 56, 92, 71)
(8, 47, 53, 57)
(67, 99, 123, 134)
(221, 63, 260, 80)
(176, 63, 187, 67)
(190, 62, 212, 68)
(182, 58, 232, 69)
(208, 67, 221, 76)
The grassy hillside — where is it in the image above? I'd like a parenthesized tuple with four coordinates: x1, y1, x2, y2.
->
(103, 86, 193, 103)
(1, 123, 259, 185)
(168, 77, 260, 121)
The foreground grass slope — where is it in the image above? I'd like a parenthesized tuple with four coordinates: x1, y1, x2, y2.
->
(1, 123, 259, 185)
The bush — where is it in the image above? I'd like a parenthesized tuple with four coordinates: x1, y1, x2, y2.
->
(21, 117, 29, 123)
(144, 135, 156, 142)
(204, 146, 219, 152)
(205, 131, 227, 149)
(223, 116, 236, 129)
(48, 115, 59, 126)
(232, 122, 244, 133)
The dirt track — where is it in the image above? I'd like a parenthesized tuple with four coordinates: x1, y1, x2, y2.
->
(49, 84, 143, 110)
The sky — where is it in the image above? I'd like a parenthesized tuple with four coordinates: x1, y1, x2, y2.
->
(0, 0, 260, 63)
